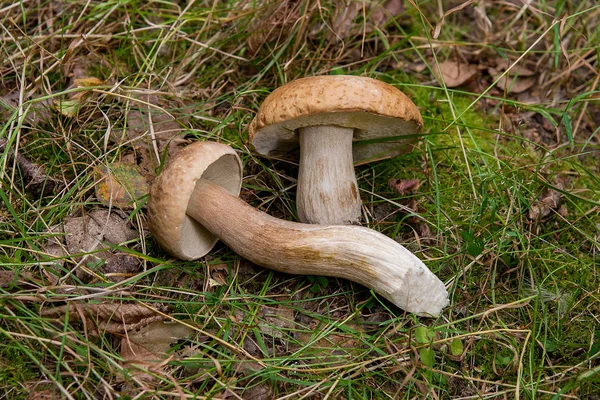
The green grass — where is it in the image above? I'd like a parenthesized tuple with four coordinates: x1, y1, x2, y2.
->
(1, 0, 600, 398)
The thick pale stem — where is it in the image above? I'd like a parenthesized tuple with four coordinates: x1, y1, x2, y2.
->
(186, 179, 448, 316)
(297, 125, 361, 225)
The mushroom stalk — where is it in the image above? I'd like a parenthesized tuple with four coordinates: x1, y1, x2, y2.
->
(186, 178, 448, 316)
(297, 125, 361, 225)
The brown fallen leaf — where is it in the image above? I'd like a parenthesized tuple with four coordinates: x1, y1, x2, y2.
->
(121, 320, 194, 381)
(326, 1, 362, 42)
(40, 302, 166, 334)
(103, 253, 142, 282)
(235, 304, 295, 339)
(370, 0, 405, 27)
(118, 94, 189, 154)
(208, 263, 229, 288)
(122, 320, 194, 358)
(74, 77, 104, 89)
(62, 54, 110, 83)
(0, 91, 52, 125)
(0, 270, 17, 288)
(528, 179, 568, 221)
(494, 58, 536, 76)
(62, 209, 139, 281)
(95, 163, 149, 209)
(239, 383, 273, 400)
(0, 270, 38, 288)
(53, 76, 104, 117)
(294, 322, 363, 366)
(434, 60, 479, 88)
(260, 305, 295, 338)
(112, 93, 190, 180)
(489, 60, 537, 94)
(389, 178, 421, 195)
(492, 71, 536, 94)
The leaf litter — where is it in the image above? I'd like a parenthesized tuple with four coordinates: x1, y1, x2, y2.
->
(95, 162, 149, 209)
(2, 0, 598, 397)
(528, 177, 569, 222)
(40, 302, 167, 334)
(120, 320, 194, 382)
(53, 209, 140, 282)
(112, 93, 191, 183)
(433, 60, 479, 88)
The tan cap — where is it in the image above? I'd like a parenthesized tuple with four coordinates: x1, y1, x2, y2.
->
(147, 141, 242, 260)
(249, 75, 423, 164)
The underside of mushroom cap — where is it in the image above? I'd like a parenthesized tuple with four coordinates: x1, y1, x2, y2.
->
(249, 75, 424, 164)
(147, 142, 242, 260)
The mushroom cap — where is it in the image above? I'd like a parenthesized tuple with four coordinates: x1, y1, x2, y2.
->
(147, 141, 242, 260)
(249, 75, 423, 164)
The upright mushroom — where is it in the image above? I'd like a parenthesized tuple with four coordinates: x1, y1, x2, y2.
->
(249, 75, 423, 225)
(148, 141, 448, 316)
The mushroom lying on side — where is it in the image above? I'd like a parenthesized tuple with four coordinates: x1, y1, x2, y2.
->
(249, 75, 423, 225)
(147, 142, 448, 316)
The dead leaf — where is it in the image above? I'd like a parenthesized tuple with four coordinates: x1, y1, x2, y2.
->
(208, 263, 229, 288)
(235, 305, 295, 339)
(0, 270, 17, 288)
(1, 91, 52, 125)
(103, 253, 141, 282)
(0, 270, 37, 288)
(112, 93, 190, 179)
(123, 320, 194, 357)
(528, 179, 567, 221)
(325, 1, 362, 42)
(371, 0, 404, 27)
(389, 178, 421, 195)
(260, 306, 294, 338)
(62, 54, 109, 83)
(494, 58, 536, 76)
(121, 320, 194, 381)
(434, 60, 478, 88)
(489, 61, 537, 94)
(74, 77, 104, 88)
(53, 76, 103, 117)
(294, 322, 363, 365)
(417, 222, 434, 245)
(62, 209, 138, 280)
(41, 302, 166, 334)
(318, 0, 406, 43)
(240, 383, 273, 400)
(492, 72, 536, 94)
(95, 163, 149, 209)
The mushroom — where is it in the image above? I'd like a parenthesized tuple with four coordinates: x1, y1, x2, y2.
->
(147, 141, 448, 316)
(248, 75, 423, 225)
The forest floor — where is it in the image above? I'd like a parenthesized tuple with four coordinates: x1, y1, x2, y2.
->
(1, 0, 599, 398)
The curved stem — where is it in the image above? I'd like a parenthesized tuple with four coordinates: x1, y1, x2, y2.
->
(297, 125, 361, 224)
(186, 179, 448, 316)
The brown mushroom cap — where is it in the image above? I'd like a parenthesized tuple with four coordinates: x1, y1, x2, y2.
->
(249, 75, 424, 164)
(147, 142, 242, 260)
